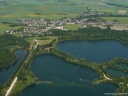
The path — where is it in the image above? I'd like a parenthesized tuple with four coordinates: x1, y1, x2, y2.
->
(5, 77, 18, 96)
(103, 73, 112, 80)
(34, 40, 38, 49)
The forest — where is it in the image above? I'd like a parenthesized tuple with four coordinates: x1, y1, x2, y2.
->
(52, 27, 128, 43)
(0, 35, 29, 68)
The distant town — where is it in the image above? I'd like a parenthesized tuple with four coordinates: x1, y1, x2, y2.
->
(5, 9, 128, 36)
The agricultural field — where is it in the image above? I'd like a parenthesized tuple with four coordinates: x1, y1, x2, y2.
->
(118, 10, 126, 14)
(0, 23, 21, 34)
(37, 36, 58, 46)
(0, 0, 128, 23)
(102, 17, 128, 24)
(38, 40, 52, 46)
(0, 0, 128, 35)
(24, 36, 57, 45)
(24, 37, 41, 43)
(64, 24, 79, 30)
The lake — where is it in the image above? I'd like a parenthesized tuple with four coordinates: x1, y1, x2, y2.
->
(0, 49, 26, 84)
(117, 63, 128, 69)
(18, 83, 117, 96)
(31, 54, 99, 82)
(108, 68, 127, 77)
(18, 54, 117, 96)
(56, 40, 128, 63)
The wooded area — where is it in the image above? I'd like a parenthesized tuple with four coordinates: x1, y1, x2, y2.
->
(0, 34, 29, 68)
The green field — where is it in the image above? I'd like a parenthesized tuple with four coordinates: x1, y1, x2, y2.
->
(64, 24, 79, 30)
(0, 0, 128, 23)
(24, 36, 57, 46)
(102, 17, 128, 24)
(0, 0, 127, 33)
(38, 40, 52, 45)
(0, 23, 21, 34)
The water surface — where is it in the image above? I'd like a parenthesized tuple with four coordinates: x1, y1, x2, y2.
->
(117, 63, 128, 69)
(31, 54, 98, 82)
(0, 49, 26, 84)
(108, 68, 127, 77)
(18, 54, 117, 96)
(56, 40, 128, 63)
(18, 83, 117, 96)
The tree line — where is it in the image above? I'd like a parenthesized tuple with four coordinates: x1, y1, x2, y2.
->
(52, 27, 128, 44)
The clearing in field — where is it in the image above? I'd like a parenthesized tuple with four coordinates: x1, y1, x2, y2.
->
(118, 10, 126, 14)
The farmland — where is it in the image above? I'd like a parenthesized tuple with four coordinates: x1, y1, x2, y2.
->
(0, 23, 20, 34)
(0, 0, 128, 22)
(0, 0, 127, 34)
(64, 24, 79, 30)
(102, 17, 128, 24)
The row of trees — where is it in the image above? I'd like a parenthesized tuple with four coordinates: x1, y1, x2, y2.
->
(52, 27, 128, 44)
(1, 22, 24, 27)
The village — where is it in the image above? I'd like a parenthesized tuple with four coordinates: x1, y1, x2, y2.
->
(5, 9, 128, 36)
